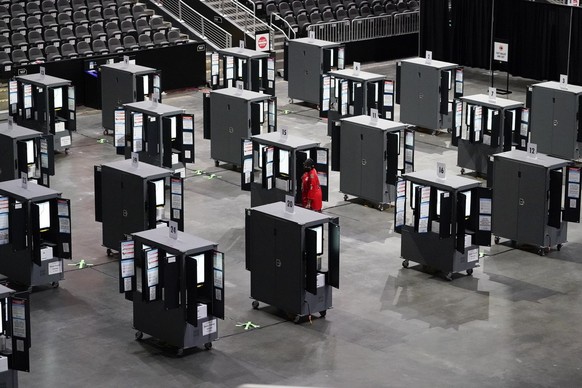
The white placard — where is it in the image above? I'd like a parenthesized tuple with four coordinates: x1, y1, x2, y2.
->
(308, 30, 315, 41)
(280, 127, 288, 141)
(21, 173, 28, 189)
(285, 194, 295, 214)
(123, 55, 129, 65)
(120, 260, 134, 277)
(40, 66, 46, 76)
(560, 74, 568, 90)
(202, 319, 217, 336)
(353, 61, 361, 76)
(527, 142, 537, 158)
(238, 39, 245, 51)
(425, 50, 432, 64)
(48, 260, 62, 275)
(370, 108, 378, 124)
(488, 87, 496, 103)
(467, 248, 479, 262)
(436, 162, 446, 180)
(255, 32, 270, 52)
(131, 152, 139, 167)
(169, 220, 178, 240)
(493, 42, 509, 62)
(60, 135, 71, 147)
(478, 215, 491, 231)
(479, 198, 492, 214)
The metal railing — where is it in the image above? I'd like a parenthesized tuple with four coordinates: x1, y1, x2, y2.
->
(214, 0, 272, 36)
(306, 11, 419, 43)
(270, 13, 297, 41)
(154, 0, 232, 48)
(394, 12, 420, 35)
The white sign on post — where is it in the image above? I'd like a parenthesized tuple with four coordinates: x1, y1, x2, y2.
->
(527, 142, 537, 158)
(370, 108, 379, 125)
(169, 220, 178, 240)
(425, 50, 432, 65)
(235, 80, 244, 95)
(353, 62, 361, 76)
(152, 89, 159, 104)
(436, 162, 446, 180)
(560, 74, 568, 90)
(131, 152, 139, 167)
(238, 40, 245, 52)
(39, 67, 46, 77)
(488, 87, 497, 103)
(493, 42, 509, 62)
(123, 56, 129, 66)
(280, 127, 288, 141)
(21, 173, 28, 189)
(285, 195, 295, 214)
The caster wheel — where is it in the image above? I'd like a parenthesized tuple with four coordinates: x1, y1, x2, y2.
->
(537, 248, 545, 256)
(447, 128, 452, 134)
(289, 98, 293, 104)
(444, 272, 453, 281)
(378, 204, 384, 211)
(65, 148, 70, 155)
(176, 348, 184, 357)
(343, 194, 348, 201)
(106, 248, 113, 257)
(466, 268, 473, 276)
(51, 281, 59, 288)
(204, 342, 212, 350)
(557, 244, 563, 251)
(402, 260, 409, 268)
(135, 331, 143, 340)
(214, 160, 219, 167)
(494, 236, 500, 244)
(293, 315, 301, 324)
(103, 130, 109, 135)
(252, 300, 259, 309)
(460, 168, 465, 175)
(319, 310, 327, 318)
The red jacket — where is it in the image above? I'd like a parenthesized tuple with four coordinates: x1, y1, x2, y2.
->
(301, 168, 322, 211)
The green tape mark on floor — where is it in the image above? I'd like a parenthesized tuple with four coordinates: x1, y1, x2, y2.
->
(235, 321, 260, 330)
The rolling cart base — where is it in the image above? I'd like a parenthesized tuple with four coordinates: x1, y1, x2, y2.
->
(494, 236, 566, 256)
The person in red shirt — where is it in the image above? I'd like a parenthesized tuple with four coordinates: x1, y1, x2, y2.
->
(301, 158, 322, 212)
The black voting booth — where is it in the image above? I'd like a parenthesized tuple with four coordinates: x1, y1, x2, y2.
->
(121, 227, 224, 355)
(10, 74, 76, 154)
(118, 101, 194, 176)
(100, 62, 162, 135)
(452, 93, 525, 177)
(332, 115, 414, 210)
(0, 179, 72, 287)
(204, 88, 277, 167)
(0, 122, 55, 187)
(210, 47, 276, 95)
(243, 131, 329, 208)
(245, 202, 340, 322)
(94, 159, 184, 256)
(396, 57, 464, 132)
(285, 37, 345, 107)
(491, 150, 579, 255)
(395, 170, 491, 281)
(0, 284, 32, 387)
(325, 68, 394, 133)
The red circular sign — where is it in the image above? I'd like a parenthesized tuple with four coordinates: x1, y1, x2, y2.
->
(258, 36, 268, 50)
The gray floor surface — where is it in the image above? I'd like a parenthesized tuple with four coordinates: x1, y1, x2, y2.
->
(16, 59, 582, 388)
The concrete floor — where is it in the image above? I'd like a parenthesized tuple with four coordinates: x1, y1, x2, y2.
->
(16, 60, 582, 388)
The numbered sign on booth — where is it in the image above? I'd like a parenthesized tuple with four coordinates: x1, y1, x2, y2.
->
(285, 195, 295, 214)
(169, 220, 178, 240)
(437, 162, 446, 180)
